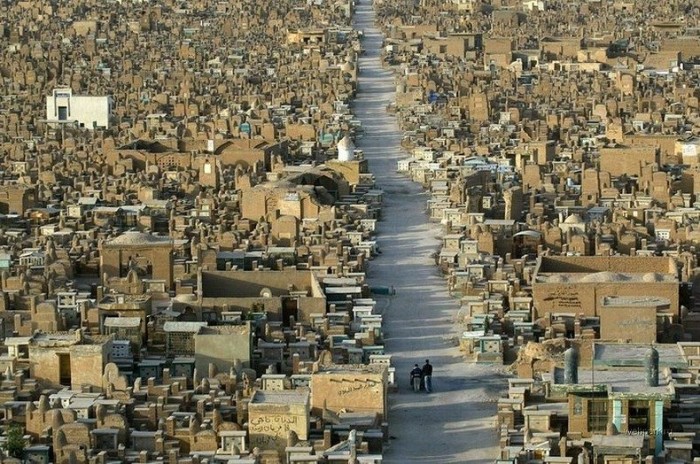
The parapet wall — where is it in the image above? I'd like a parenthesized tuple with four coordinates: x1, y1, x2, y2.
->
(536, 255, 676, 275)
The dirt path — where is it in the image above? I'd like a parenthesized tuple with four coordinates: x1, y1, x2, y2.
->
(352, 2, 505, 463)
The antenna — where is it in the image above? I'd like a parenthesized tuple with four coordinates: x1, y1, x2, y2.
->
(591, 342, 595, 391)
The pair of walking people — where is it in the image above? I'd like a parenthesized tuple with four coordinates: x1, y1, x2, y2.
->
(409, 360, 433, 393)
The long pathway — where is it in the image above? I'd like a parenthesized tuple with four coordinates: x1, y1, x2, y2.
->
(352, 2, 504, 463)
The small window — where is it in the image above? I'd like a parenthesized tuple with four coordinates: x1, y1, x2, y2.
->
(588, 398, 609, 433)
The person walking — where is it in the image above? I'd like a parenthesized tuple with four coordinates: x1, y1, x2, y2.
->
(422, 359, 433, 393)
(410, 364, 422, 392)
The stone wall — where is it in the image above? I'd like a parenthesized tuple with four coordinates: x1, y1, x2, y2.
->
(194, 324, 253, 372)
(310, 366, 387, 420)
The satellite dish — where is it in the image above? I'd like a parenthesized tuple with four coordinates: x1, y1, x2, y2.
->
(260, 287, 272, 298)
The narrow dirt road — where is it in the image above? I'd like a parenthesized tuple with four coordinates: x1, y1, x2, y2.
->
(352, 2, 504, 463)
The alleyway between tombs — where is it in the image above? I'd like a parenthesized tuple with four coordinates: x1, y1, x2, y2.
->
(352, 2, 505, 463)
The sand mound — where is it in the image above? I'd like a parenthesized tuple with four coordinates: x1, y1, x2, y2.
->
(580, 271, 630, 283)
(643, 272, 664, 282)
(509, 338, 568, 372)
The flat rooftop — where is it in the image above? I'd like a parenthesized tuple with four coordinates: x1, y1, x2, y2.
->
(601, 296, 670, 307)
(553, 367, 673, 397)
(104, 317, 142, 327)
(315, 364, 387, 375)
(590, 434, 645, 450)
(250, 390, 309, 405)
(594, 343, 686, 368)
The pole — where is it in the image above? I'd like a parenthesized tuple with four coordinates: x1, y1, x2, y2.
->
(591, 345, 595, 390)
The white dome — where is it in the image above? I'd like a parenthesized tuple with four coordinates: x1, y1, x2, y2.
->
(337, 135, 355, 162)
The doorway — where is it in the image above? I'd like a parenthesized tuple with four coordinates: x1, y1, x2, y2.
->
(282, 297, 298, 327)
(58, 353, 71, 386)
(628, 400, 650, 434)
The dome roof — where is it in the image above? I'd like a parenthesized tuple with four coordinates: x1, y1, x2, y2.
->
(337, 135, 355, 162)
(513, 230, 542, 239)
(106, 231, 170, 246)
(337, 135, 355, 151)
(564, 214, 583, 224)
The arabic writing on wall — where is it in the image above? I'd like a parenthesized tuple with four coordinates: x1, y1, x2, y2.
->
(338, 379, 379, 396)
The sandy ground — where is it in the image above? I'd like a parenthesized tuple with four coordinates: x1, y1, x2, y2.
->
(352, 2, 507, 463)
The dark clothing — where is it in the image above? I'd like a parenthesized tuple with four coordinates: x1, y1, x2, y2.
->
(410, 367, 422, 392)
(422, 362, 433, 393)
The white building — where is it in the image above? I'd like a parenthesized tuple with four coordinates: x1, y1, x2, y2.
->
(337, 134, 355, 161)
(46, 88, 113, 129)
(451, 0, 477, 13)
(522, 0, 545, 11)
(677, 138, 700, 165)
